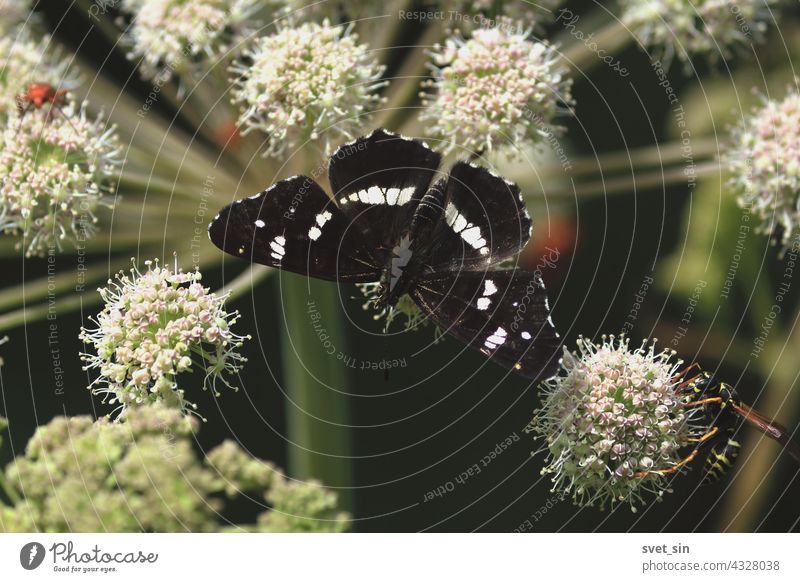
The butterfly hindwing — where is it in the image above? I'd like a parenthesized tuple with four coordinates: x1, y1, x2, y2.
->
(426, 161, 532, 270)
(329, 129, 442, 249)
(208, 176, 384, 281)
(410, 269, 561, 380)
(208, 129, 560, 381)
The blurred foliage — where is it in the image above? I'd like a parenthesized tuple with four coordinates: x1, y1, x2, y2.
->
(655, 22, 800, 531)
(0, 406, 349, 532)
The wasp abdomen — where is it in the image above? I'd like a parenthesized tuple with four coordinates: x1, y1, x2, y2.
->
(702, 439, 741, 483)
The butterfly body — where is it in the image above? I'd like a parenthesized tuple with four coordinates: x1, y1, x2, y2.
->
(380, 182, 449, 304)
(209, 129, 561, 380)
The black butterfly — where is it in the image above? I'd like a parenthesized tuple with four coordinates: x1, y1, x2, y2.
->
(208, 129, 561, 381)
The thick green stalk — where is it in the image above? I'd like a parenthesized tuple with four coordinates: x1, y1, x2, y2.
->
(276, 145, 353, 513)
(279, 274, 354, 512)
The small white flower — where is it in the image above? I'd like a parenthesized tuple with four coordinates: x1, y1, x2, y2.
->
(121, 0, 270, 82)
(528, 335, 704, 511)
(79, 259, 251, 418)
(0, 104, 120, 256)
(728, 91, 800, 254)
(230, 20, 386, 157)
(421, 23, 572, 156)
(621, 0, 777, 64)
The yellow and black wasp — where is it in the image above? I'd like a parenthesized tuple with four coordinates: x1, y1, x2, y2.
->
(636, 365, 800, 482)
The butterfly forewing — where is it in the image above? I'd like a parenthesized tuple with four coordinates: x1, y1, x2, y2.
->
(426, 162, 532, 271)
(410, 269, 561, 380)
(208, 176, 384, 281)
(329, 129, 442, 249)
(208, 129, 560, 381)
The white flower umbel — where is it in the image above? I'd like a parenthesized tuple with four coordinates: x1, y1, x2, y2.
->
(421, 23, 572, 156)
(0, 105, 119, 256)
(528, 335, 703, 511)
(230, 20, 386, 157)
(0, 34, 72, 121)
(728, 91, 800, 254)
(79, 259, 251, 419)
(621, 0, 776, 64)
(121, 0, 266, 82)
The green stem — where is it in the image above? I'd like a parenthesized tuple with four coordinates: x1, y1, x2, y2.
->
(0, 291, 98, 332)
(539, 160, 720, 199)
(366, 0, 413, 55)
(116, 173, 207, 202)
(279, 151, 354, 513)
(558, 16, 634, 74)
(373, 19, 446, 132)
(216, 265, 273, 303)
(73, 60, 235, 185)
(280, 275, 354, 512)
(0, 245, 213, 331)
(0, 257, 128, 312)
(75, 0, 123, 45)
(560, 138, 718, 178)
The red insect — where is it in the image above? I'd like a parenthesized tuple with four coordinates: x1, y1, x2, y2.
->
(15, 83, 76, 132)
